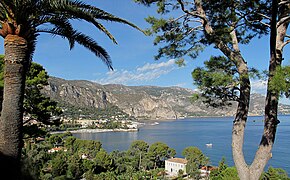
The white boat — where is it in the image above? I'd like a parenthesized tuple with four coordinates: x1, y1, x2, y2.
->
(206, 143, 213, 147)
(151, 122, 159, 125)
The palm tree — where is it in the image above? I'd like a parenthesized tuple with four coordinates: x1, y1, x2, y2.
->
(0, 0, 142, 178)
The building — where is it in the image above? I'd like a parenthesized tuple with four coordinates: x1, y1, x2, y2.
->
(48, 147, 67, 153)
(165, 158, 187, 176)
(200, 166, 216, 177)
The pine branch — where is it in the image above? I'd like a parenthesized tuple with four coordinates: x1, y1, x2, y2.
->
(277, 16, 290, 28)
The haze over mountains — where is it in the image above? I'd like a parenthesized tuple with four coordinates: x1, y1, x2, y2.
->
(43, 77, 290, 120)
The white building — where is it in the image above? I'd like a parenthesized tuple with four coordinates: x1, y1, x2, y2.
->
(165, 158, 187, 176)
(48, 147, 67, 153)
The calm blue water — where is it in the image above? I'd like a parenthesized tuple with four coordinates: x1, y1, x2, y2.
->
(73, 115, 290, 173)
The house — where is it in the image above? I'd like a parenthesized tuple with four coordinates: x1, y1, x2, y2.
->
(165, 158, 187, 176)
(200, 166, 217, 177)
(48, 147, 67, 153)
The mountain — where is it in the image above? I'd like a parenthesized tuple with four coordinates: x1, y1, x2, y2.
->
(42, 77, 290, 120)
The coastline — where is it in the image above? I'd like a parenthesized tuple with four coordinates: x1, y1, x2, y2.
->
(50, 128, 138, 134)
(51, 114, 290, 134)
(143, 114, 290, 122)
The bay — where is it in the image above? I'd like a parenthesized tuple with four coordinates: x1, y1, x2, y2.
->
(73, 115, 290, 173)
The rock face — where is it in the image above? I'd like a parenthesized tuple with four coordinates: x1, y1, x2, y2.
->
(43, 77, 290, 120)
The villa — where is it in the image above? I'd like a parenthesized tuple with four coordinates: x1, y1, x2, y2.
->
(165, 157, 216, 178)
(165, 157, 187, 176)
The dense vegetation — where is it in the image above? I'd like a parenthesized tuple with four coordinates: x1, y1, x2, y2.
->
(21, 133, 290, 180)
(22, 133, 176, 179)
(59, 102, 133, 121)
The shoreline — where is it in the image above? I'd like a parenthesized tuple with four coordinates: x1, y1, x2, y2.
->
(51, 114, 290, 134)
(140, 114, 290, 121)
(50, 128, 138, 134)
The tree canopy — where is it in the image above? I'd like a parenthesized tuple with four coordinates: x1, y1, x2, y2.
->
(134, 1, 290, 179)
(182, 146, 209, 178)
(135, 0, 271, 60)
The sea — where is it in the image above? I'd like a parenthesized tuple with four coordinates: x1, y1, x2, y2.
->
(73, 115, 290, 174)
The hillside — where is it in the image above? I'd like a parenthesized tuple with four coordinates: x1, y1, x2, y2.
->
(42, 77, 290, 120)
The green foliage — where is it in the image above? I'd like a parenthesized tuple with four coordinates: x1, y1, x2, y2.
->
(178, 169, 184, 178)
(48, 134, 63, 146)
(60, 102, 130, 120)
(192, 56, 262, 107)
(101, 121, 122, 129)
(182, 146, 209, 179)
(190, 93, 200, 103)
(21, 142, 51, 179)
(0, 57, 62, 137)
(128, 140, 150, 171)
(23, 62, 63, 125)
(129, 140, 149, 154)
(66, 154, 83, 179)
(192, 56, 238, 107)
(148, 142, 176, 168)
(269, 66, 290, 97)
(135, 0, 270, 60)
(260, 167, 290, 180)
(210, 157, 229, 180)
(50, 152, 68, 177)
(22, 133, 103, 179)
(64, 136, 76, 150)
(218, 167, 239, 180)
(83, 170, 95, 180)
(22, 134, 290, 179)
(95, 149, 113, 173)
(175, 58, 186, 67)
(26, 63, 49, 87)
(73, 139, 102, 158)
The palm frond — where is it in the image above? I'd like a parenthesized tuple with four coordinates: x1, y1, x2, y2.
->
(71, 31, 113, 70)
(39, 17, 76, 49)
(38, 27, 113, 70)
(38, 0, 118, 44)
(0, 0, 143, 70)
(0, 1, 14, 21)
(70, 0, 145, 33)
(39, 0, 145, 43)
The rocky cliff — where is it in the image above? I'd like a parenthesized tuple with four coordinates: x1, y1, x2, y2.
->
(43, 77, 290, 120)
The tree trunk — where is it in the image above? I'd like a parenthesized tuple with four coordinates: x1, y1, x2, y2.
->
(0, 35, 29, 179)
(249, 1, 289, 179)
(194, 1, 252, 178)
(184, 1, 289, 179)
(231, 58, 251, 180)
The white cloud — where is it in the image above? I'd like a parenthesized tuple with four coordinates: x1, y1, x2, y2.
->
(174, 82, 187, 88)
(137, 59, 176, 72)
(251, 80, 267, 95)
(94, 59, 178, 85)
(251, 80, 290, 105)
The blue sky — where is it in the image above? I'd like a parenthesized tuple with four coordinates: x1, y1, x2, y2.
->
(0, 0, 289, 104)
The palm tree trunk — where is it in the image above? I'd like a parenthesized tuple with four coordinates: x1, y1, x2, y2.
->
(0, 35, 29, 179)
